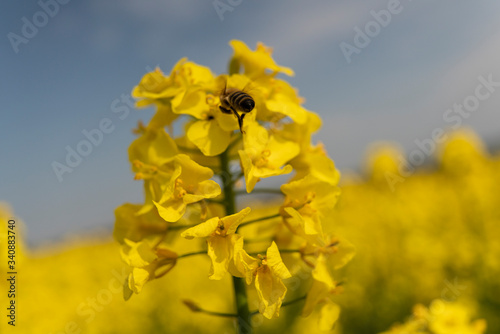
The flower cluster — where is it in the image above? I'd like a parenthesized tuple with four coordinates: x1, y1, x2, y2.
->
(114, 40, 353, 331)
(380, 300, 487, 334)
(330, 129, 499, 333)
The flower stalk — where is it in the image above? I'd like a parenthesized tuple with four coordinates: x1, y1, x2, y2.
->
(113, 40, 353, 333)
(238, 213, 281, 229)
(220, 148, 252, 334)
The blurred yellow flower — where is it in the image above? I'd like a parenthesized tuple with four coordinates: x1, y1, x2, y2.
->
(129, 128, 178, 169)
(121, 239, 178, 294)
(380, 300, 487, 334)
(114, 203, 167, 245)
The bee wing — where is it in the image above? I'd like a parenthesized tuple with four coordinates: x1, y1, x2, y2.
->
(215, 74, 262, 100)
(240, 79, 265, 102)
(241, 80, 256, 94)
(214, 74, 229, 96)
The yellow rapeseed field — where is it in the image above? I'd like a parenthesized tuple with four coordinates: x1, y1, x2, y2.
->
(1, 129, 497, 334)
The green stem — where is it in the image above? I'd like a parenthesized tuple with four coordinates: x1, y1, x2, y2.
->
(169, 224, 196, 231)
(220, 150, 236, 215)
(276, 249, 301, 254)
(249, 295, 307, 316)
(177, 251, 207, 259)
(238, 213, 281, 229)
(226, 133, 243, 152)
(281, 295, 307, 307)
(247, 249, 301, 257)
(235, 188, 284, 196)
(230, 171, 245, 186)
(177, 145, 203, 154)
(220, 149, 252, 334)
(243, 236, 273, 244)
(183, 300, 237, 318)
(200, 310, 238, 318)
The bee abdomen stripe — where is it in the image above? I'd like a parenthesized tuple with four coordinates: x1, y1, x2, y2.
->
(230, 91, 251, 105)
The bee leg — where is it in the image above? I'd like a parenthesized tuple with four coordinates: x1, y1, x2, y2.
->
(229, 106, 245, 134)
(219, 106, 232, 114)
(239, 113, 247, 134)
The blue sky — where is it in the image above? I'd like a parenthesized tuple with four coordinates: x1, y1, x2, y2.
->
(2, 0, 500, 245)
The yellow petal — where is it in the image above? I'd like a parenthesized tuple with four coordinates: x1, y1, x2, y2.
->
(312, 254, 335, 288)
(157, 165, 182, 203)
(290, 148, 340, 186)
(266, 136, 300, 168)
(132, 69, 181, 99)
(224, 207, 252, 235)
(128, 128, 178, 167)
(282, 207, 324, 245)
(266, 97, 308, 124)
(113, 203, 142, 243)
(207, 234, 237, 280)
(242, 122, 268, 155)
(302, 279, 326, 317)
(318, 302, 341, 331)
(179, 61, 215, 85)
(129, 268, 150, 294)
(183, 180, 221, 204)
(280, 110, 322, 152)
(154, 199, 186, 223)
(302, 254, 336, 317)
(121, 239, 157, 268)
(171, 86, 209, 118)
(306, 153, 341, 185)
(175, 154, 214, 184)
(114, 203, 166, 244)
(216, 112, 239, 132)
(229, 236, 259, 284)
(239, 150, 259, 193)
(229, 40, 294, 77)
(147, 103, 179, 128)
(252, 164, 294, 179)
(180, 216, 219, 239)
(226, 73, 254, 90)
(265, 81, 308, 124)
(327, 239, 356, 270)
(187, 119, 231, 156)
(137, 180, 156, 215)
(281, 174, 340, 219)
(267, 241, 291, 279)
(255, 266, 288, 319)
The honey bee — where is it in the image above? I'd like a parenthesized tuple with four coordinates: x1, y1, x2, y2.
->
(219, 82, 255, 134)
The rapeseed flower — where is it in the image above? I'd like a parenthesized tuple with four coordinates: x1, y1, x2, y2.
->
(302, 254, 342, 330)
(114, 40, 350, 333)
(280, 175, 341, 243)
(239, 122, 300, 192)
(181, 207, 251, 279)
(154, 154, 221, 222)
(254, 242, 292, 319)
(229, 40, 294, 78)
